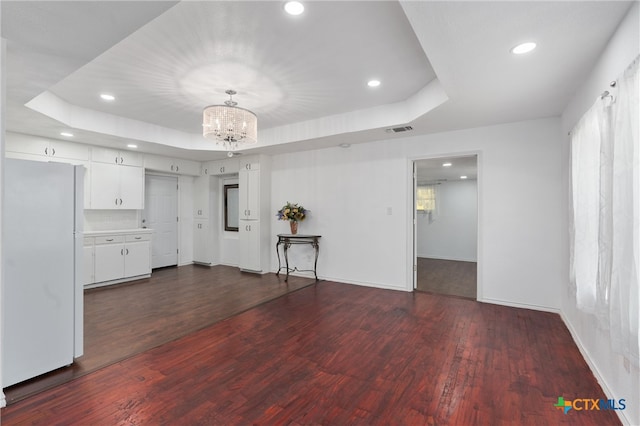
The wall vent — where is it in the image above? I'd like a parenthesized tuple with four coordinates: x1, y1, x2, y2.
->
(385, 126, 413, 133)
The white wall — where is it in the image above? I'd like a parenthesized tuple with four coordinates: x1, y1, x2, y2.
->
(417, 180, 477, 261)
(271, 116, 564, 311)
(560, 3, 639, 425)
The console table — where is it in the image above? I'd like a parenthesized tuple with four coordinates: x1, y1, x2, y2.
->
(276, 234, 322, 282)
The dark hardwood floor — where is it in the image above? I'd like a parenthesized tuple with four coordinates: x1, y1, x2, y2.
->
(3, 264, 315, 404)
(2, 281, 619, 425)
(417, 257, 477, 299)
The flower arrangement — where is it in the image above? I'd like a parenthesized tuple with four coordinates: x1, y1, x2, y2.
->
(276, 202, 308, 222)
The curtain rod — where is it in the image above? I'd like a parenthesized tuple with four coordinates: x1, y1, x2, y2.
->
(600, 80, 617, 100)
(569, 80, 618, 135)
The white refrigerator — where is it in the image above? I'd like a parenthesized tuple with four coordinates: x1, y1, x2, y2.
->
(2, 159, 84, 387)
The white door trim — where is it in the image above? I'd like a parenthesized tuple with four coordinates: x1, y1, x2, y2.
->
(407, 151, 482, 300)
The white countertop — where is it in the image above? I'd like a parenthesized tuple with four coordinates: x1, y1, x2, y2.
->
(84, 228, 153, 236)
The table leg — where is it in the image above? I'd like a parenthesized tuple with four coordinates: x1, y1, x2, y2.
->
(276, 241, 281, 276)
(284, 242, 290, 282)
(313, 240, 320, 281)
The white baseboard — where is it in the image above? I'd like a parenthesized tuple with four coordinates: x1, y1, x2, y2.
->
(560, 311, 632, 426)
(480, 297, 560, 313)
(417, 255, 477, 262)
(318, 275, 411, 293)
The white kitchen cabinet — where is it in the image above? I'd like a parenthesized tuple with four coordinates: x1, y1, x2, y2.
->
(5, 133, 92, 209)
(239, 221, 261, 272)
(87, 231, 152, 288)
(144, 154, 201, 176)
(89, 162, 144, 209)
(94, 239, 126, 283)
(202, 158, 239, 176)
(237, 155, 270, 273)
(193, 220, 212, 265)
(177, 159, 201, 176)
(83, 238, 95, 286)
(239, 167, 260, 220)
(92, 147, 143, 167)
(193, 175, 211, 219)
(240, 156, 260, 171)
(123, 236, 151, 277)
(5, 133, 90, 162)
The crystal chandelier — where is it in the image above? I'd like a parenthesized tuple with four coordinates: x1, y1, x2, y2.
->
(202, 90, 257, 150)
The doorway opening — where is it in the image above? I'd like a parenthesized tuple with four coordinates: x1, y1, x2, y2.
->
(413, 155, 478, 299)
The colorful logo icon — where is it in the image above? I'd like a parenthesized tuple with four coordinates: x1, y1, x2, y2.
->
(554, 397, 572, 414)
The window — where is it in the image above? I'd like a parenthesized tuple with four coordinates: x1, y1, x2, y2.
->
(416, 185, 437, 212)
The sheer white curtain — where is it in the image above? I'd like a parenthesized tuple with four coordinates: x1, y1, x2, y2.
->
(570, 55, 639, 366)
(609, 57, 639, 365)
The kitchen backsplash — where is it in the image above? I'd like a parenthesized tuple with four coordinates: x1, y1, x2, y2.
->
(84, 210, 140, 231)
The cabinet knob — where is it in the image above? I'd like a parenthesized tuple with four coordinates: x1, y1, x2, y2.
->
(115, 157, 119, 164)
(121, 249, 124, 255)
(135, 236, 142, 240)
(120, 157, 124, 164)
(51, 148, 55, 156)
(106, 238, 114, 242)
(220, 167, 224, 173)
(204, 168, 208, 175)
(126, 248, 129, 255)
(176, 165, 179, 172)
(44, 147, 48, 155)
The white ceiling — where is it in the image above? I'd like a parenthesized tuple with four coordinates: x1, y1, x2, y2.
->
(1, 1, 633, 161)
(416, 155, 477, 184)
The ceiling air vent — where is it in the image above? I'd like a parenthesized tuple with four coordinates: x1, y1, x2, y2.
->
(385, 126, 413, 134)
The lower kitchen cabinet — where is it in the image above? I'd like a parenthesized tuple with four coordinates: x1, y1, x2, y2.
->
(83, 238, 95, 285)
(239, 221, 261, 272)
(85, 231, 152, 288)
(193, 220, 212, 265)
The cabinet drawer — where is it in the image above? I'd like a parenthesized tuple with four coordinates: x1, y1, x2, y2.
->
(95, 235, 125, 245)
(83, 237, 95, 247)
(126, 234, 151, 243)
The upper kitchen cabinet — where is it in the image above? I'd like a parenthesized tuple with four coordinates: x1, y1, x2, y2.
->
(91, 147, 143, 167)
(5, 132, 89, 162)
(202, 157, 239, 176)
(88, 162, 144, 210)
(240, 157, 260, 171)
(144, 154, 200, 176)
(4, 132, 91, 209)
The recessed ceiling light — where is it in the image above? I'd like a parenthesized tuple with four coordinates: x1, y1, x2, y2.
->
(460, 175, 468, 179)
(60, 132, 74, 137)
(284, 1, 304, 15)
(511, 42, 537, 55)
(127, 144, 138, 149)
(442, 162, 452, 167)
(100, 93, 115, 101)
(367, 80, 381, 88)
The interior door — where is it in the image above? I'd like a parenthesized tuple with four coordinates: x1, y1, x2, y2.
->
(143, 174, 178, 269)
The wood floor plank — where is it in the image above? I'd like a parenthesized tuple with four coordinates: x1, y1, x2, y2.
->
(3, 264, 315, 404)
(417, 257, 477, 299)
(1, 281, 620, 425)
